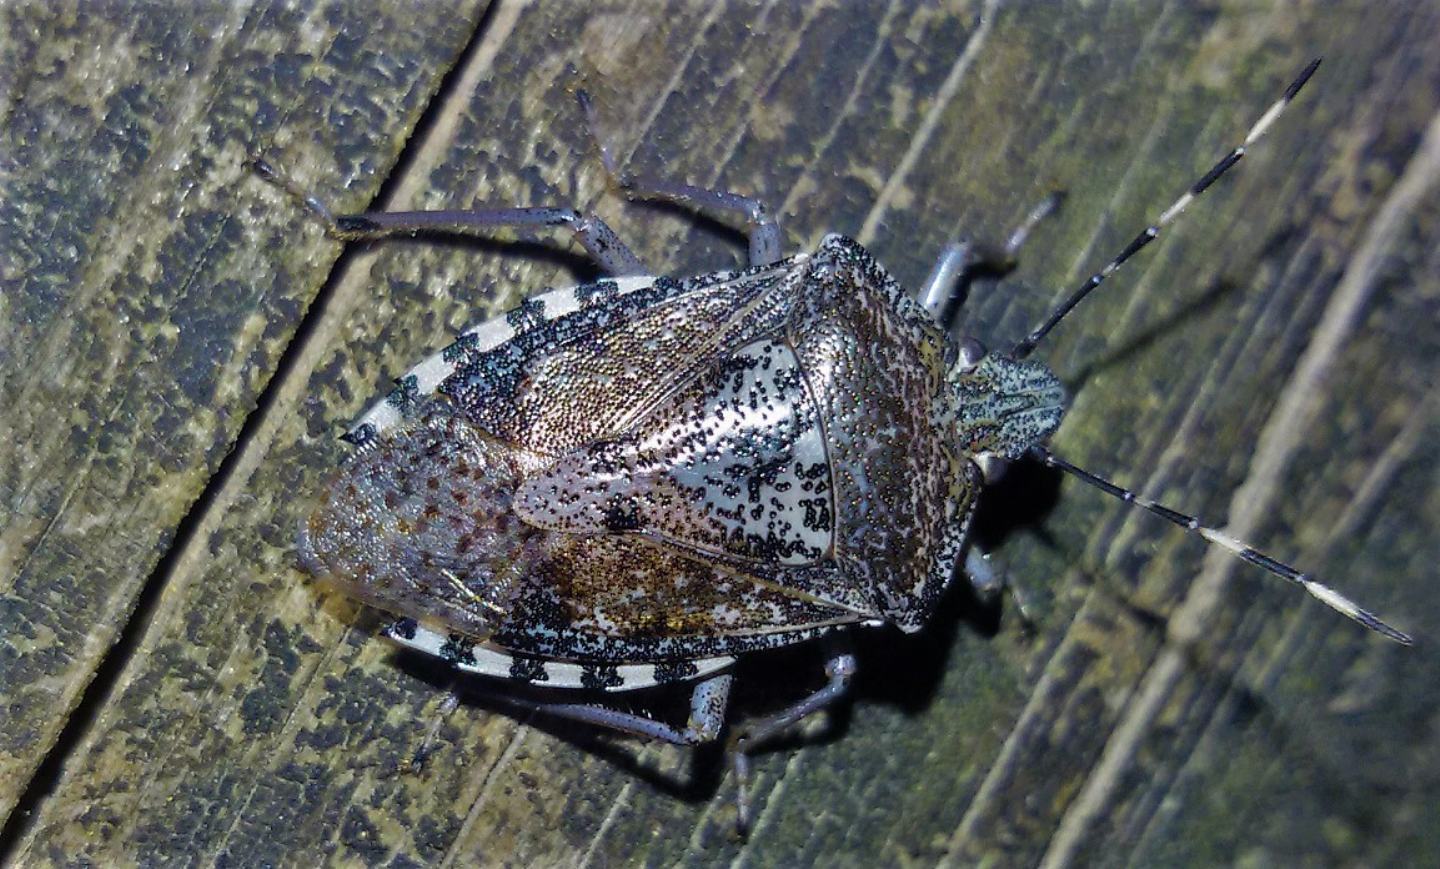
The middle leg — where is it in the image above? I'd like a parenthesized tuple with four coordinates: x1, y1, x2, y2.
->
(728, 639, 857, 833)
(519, 672, 734, 747)
(577, 89, 784, 267)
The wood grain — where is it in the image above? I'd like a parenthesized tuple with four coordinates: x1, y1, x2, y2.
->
(2, 1, 1436, 865)
(0, 0, 490, 830)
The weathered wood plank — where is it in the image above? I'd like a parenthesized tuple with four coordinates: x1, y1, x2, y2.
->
(0, 0, 489, 833)
(5, 1, 1437, 865)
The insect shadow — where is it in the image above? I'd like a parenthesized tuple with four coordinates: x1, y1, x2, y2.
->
(346, 230, 612, 286)
(1063, 277, 1242, 393)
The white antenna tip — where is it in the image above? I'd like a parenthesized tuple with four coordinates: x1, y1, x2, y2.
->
(1303, 579, 1413, 645)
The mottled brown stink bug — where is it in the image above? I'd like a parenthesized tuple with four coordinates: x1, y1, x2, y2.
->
(255, 58, 1409, 831)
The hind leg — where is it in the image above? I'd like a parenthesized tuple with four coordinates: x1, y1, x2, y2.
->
(247, 157, 649, 276)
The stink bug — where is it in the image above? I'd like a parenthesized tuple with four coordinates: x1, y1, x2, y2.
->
(255, 58, 1409, 832)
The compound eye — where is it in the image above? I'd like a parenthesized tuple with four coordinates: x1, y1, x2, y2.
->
(957, 337, 987, 370)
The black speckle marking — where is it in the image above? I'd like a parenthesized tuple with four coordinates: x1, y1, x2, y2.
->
(650, 275, 682, 294)
(385, 617, 418, 640)
(507, 654, 549, 683)
(580, 663, 623, 690)
(602, 497, 642, 532)
(505, 296, 546, 333)
(442, 331, 479, 363)
(340, 422, 378, 447)
(574, 278, 620, 307)
(654, 660, 699, 684)
(439, 634, 477, 667)
(385, 375, 421, 415)
(336, 215, 381, 233)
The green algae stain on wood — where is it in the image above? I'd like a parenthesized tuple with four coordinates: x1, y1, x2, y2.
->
(0, 0, 490, 846)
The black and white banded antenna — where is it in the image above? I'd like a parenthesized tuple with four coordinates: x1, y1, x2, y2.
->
(1010, 58, 1322, 360)
(1033, 447, 1412, 644)
(1005, 59, 1409, 644)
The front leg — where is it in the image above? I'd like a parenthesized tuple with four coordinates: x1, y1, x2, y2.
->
(921, 192, 1064, 331)
(965, 546, 1035, 629)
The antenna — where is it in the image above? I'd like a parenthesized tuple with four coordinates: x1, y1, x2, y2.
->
(1011, 58, 1322, 359)
(1033, 446, 1412, 644)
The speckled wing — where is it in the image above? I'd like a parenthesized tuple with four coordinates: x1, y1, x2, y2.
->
(490, 533, 872, 664)
(442, 262, 807, 456)
(513, 338, 835, 567)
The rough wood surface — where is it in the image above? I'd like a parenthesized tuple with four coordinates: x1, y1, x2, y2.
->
(2, 1, 1437, 866)
(0, 0, 490, 834)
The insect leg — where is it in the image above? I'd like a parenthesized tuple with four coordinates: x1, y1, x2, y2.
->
(519, 672, 734, 746)
(407, 686, 462, 774)
(576, 89, 783, 266)
(246, 157, 649, 276)
(728, 643, 857, 833)
(920, 241, 1003, 330)
(921, 192, 1064, 331)
(964, 547, 1035, 628)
